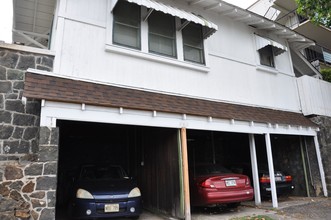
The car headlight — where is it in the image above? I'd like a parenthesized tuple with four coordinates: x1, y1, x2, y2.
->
(128, 187, 141, 198)
(76, 188, 94, 199)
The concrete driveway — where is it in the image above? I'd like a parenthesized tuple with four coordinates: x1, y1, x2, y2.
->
(138, 197, 330, 220)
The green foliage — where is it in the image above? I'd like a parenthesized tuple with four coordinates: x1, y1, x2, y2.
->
(321, 68, 331, 83)
(295, 0, 331, 27)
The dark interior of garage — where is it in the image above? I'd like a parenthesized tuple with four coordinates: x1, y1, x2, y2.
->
(186, 130, 310, 198)
(55, 120, 182, 219)
(55, 121, 312, 219)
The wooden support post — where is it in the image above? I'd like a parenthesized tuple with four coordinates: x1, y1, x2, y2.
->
(181, 127, 191, 220)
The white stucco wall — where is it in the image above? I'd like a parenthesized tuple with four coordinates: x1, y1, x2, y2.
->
(52, 0, 301, 113)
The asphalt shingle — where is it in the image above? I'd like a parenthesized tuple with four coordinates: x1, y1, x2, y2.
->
(23, 72, 316, 128)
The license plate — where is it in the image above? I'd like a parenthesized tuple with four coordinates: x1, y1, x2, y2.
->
(275, 176, 282, 181)
(104, 204, 119, 213)
(225, 179, 237, 186)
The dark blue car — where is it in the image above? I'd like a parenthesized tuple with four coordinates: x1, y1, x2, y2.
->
(71, 164, 142, 219)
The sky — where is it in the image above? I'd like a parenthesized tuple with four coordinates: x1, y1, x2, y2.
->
(0, 0, 13, 43)
(0, 0, 257, 43)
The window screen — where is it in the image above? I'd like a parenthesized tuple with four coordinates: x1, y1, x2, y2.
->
(148, 11, 176, 58)
(259, 45, 275, 67)
(113, 1, 141, 49)
(182, 22, 205, 64)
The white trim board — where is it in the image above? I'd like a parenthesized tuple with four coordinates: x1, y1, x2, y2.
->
(40, 101, 317, 136)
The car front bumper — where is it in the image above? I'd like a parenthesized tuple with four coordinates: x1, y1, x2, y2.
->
(72, 196, 142, 219)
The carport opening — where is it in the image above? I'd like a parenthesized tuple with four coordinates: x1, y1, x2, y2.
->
(55, 120, 181, 219)
(186, 130, 310, 207)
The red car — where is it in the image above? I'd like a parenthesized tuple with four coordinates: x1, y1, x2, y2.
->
(190, 164, 253, 207)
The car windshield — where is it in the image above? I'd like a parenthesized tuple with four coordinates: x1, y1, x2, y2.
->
(80, 165, 128, 180)
(194, 164, 231, 176)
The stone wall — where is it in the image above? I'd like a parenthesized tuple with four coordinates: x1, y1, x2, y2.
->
(311, 116, 331, 195)
(0, 47, 57, 220)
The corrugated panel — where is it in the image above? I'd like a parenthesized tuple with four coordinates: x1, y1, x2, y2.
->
(122, 0, 218, 38)
(297, 76, 331, 117)
(255, 35, 287, 56)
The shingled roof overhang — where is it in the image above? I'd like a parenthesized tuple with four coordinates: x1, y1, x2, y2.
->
(23, 72, 316, 128)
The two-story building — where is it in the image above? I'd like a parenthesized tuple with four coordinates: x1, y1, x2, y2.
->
(0, 0, 330, 219)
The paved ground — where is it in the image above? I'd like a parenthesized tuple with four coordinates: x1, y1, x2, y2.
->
(139, 196, 331, 220)
(270, 197, 331, 219)
(59, 197, 330, 219)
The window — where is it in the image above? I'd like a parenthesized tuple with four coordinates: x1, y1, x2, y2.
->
(148, 11, 176, 58)
(259, 45, 275, 67)
(109, 0, 218, 67)
(113, 1, 141, 49)
(182, 22, 205, 64)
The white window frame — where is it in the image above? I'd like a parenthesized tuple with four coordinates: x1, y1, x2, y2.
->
(254, 35, 279, 74)
(105, 0, 210, 73)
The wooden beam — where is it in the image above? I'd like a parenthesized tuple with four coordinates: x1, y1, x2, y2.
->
(220, 8, 237, 16)
(143, 8, 154, 22)
(233, 14, 251, 21)
(181, 127, 191, 220)
(257, 24, 276, 29)
(204, 3, 221, 10)
(247, 19, 265, 25)
(12, 29, 47, 49)
(189, 0, 205, 5)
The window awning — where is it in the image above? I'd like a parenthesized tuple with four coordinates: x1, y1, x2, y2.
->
(112, 0, 218, 38)
(255, 35, 287, 56)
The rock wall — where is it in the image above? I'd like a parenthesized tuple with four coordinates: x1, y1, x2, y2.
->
(0, 47, 57, 220)
(310, 116, 331, 195)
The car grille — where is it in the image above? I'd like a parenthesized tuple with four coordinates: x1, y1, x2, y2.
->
(95, 198, 128, 203)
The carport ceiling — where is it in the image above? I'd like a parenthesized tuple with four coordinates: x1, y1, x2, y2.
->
(13, 0, 56, 48)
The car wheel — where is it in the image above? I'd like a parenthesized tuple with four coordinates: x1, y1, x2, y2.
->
(227, 202, 240, 208)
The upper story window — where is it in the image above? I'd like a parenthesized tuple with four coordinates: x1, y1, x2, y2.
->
(259, 45, 274, 67)
(182, 22, 205, 64)
(109, 0, 218, 67)
(148, 11, 176, 58)
(255, 35, 287, 69)
(113, 1, 141, 49)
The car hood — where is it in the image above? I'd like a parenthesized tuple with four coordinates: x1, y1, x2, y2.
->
(76, 178, 137, 195)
